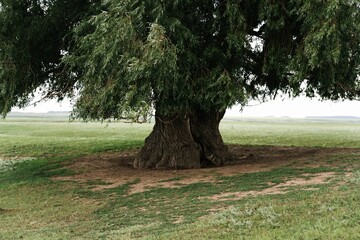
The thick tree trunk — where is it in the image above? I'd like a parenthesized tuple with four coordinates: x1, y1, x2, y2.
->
(134, 114, 201, 169)
(135, 109, 231, 169)
(190, 108, 232, 167)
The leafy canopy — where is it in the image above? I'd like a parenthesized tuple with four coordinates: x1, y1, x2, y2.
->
(1, 0, 360, 119)
(0, 0, 99, 115)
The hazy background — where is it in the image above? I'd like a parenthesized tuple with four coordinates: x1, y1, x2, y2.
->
(11, 96, 360, 118)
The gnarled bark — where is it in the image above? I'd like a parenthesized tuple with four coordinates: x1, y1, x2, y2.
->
(134, 114, 201, 169)
(135, 109, 232, 169)
(191, 108, 232, 167)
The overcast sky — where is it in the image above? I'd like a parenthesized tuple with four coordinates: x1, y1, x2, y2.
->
(227, 97, 360, 118)
(12, 96, 360, 118)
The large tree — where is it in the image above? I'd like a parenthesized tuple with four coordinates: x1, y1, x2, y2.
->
(1, 0, 360, 169)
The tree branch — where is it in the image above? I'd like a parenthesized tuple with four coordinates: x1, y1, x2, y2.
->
(335, 82, 360, 95)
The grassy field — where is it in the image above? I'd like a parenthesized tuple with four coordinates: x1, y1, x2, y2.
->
(1, 115, 360, 239)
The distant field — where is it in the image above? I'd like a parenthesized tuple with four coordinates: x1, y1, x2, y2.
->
(1, 115, 360, 239)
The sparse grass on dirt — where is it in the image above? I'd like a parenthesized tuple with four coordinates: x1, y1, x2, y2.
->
(1, 116, 360, 239)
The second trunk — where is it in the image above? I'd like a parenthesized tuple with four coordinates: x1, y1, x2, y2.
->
(191, 108, 231, 167)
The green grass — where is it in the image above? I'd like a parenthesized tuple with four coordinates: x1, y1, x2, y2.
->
(151, 185, 360, 240)
(1, 116, 360, 239)
(221, 118, 360, 148)
(0, 120, 151, 157)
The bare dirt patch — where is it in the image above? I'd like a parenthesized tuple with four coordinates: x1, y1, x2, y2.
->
(208, 172, 337, 201)
(0, 208, 15, 214)
(172, 215, 185, 224)
(54, 145, 359, 195)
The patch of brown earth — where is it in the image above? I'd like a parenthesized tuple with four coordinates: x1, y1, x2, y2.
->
(208, 172, 336, 201)
(53, 145, 359, 195)
(172, 216, 184, 224)
(0, 208, 15, 214)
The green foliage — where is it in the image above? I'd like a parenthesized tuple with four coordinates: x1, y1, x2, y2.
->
(288, 0, 360, 99)
(1, 0, 360, 120)
(66, 0, 248, 120)
(0, 0, 100, 116)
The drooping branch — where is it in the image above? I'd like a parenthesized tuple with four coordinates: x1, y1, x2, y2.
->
(335, 82, 360, 99)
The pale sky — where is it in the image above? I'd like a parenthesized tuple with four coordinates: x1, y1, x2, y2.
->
(12, 96, 360, 118)
(227, 97, 360, 118)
